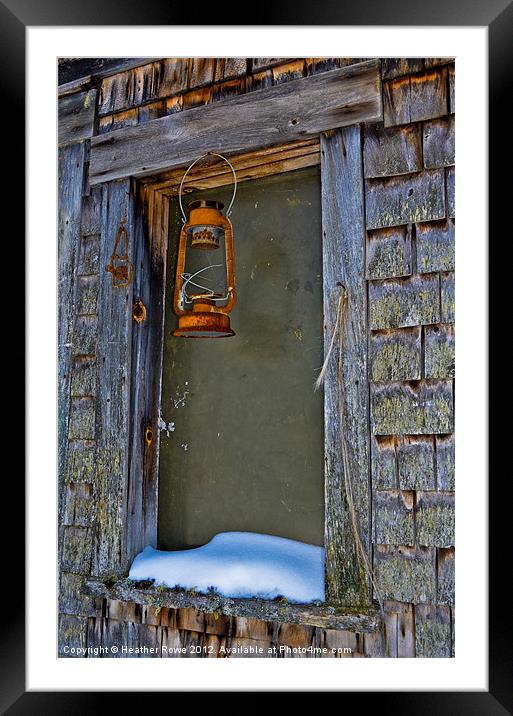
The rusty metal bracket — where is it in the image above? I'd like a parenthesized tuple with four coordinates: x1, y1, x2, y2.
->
(105, 214, 134, 288)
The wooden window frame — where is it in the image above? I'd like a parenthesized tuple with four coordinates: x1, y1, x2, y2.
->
(86, 60, 382, 628)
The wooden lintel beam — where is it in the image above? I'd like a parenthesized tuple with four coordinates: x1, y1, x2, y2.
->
(89, 59, 382, 186)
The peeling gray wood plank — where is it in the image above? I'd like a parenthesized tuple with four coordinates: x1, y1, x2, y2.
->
(416, 491, 455, 547)
(423, 116, 455, 169)
(321, 126, 370, 606)
(371, 381, 453, 435)
(416, 218, 455, 273)
(425, 324, 455, 379)
(373, 490, 414, 546)
(374, 545, 436, 604)
(415, 604, 452, 657)
(365, 169, 445, 230)
(366, 225, 412, 279)
(59, 90, 98, 146)
(436, 435, 455, 491)
(369, 274, 440, 330)
(364, 124, 422, 178)
(91, 179, 135, 576)
(90, 61, 383, 185)
(397, 436, 435, 490)
(370, 327, 421, 382)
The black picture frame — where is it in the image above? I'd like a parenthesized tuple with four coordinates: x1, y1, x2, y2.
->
(9, 0, 508, 708)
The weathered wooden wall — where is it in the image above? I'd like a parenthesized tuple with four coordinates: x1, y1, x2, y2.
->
(58, 57, 454, 658)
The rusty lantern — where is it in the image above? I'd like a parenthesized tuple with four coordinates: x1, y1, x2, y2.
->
(173, 153, 237, 338)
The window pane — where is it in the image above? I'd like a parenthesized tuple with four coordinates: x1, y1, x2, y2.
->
(158, 166, 324, 549)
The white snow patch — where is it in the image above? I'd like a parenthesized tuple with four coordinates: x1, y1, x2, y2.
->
(129, 532, 325, 604)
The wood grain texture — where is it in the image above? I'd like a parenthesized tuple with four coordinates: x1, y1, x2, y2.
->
(424, 324, 455, 379)
(89, 60, 382, 185)
(373, 490, 415, 546)
(126, 187, 169, 563)
(381, 58, 424, 80)
(397, 436, 435, 490)
(58, 90, 98, 146)
(365, 169, 445, 230)
(416, 218, 455, 273)
(423, 116, 455, 169)
(370, 327, 421, 382)
(371, 436, 398, 490)
(371, 381, 453, 435)
(374, 545, 436, 604)
(437, 547, 455, 605)
(415, 604, 452, 657)
(415, 491, 455, 547)
(91, 179, 135, 576)
(369, 274, 440, 330)
(441, 271, 455, 323)
(86, 579, 381, 632)
(321, 127, 370, 606)
(366, 225, 412, 280)
(363, 124, 422, 178)
(436, 435, 455, 491)
(446, 166, 455, 218)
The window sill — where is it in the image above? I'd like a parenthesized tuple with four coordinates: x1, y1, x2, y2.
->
(86, 578, 381, 632)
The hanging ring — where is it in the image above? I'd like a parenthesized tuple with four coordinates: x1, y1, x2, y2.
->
(178, 152, 237, 224)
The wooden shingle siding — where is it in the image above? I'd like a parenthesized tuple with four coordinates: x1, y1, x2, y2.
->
(423, 115, 455, 169)
(373, 490, 415, 546)
(366, 225, 412, 279)
(415, 604, 452, 657)
(415, 492, 455, 547)
(370, 327, 422, 382)
(437, 547, 455, 605)
(365, 169, 446, 230)
(373, 545, 436, 604)
(371, 381, 453, 435)
(416, 218, 455, 273)
(436, 435, 455, 491)
(424, 324, 455, 379)
(383, 68, 448, 127)
(364, 124, 422, 178)
(397, 436, 436, 491)
(371, 436, 398, 490)
(441, 271, 455, 323)
(368, 275, 440, 330)
(58, 90, 98, 146)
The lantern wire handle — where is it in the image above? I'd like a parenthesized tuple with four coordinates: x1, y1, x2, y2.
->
(178, 152, 237, 223)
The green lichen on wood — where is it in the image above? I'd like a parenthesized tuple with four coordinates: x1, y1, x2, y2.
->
(415, 605, 452, 657)
(437, 547, 455, 605)
(425, 324, 455, 379)
(370, 328, 421, 381)
(76, 275, 100, 315)
(61, 526, 93, 573)
(441, 272, 455, 323)
(92, 446, 125, 575)
(415, 492, 455, 547)
(367, 234, 411, 279)
(58, 615, 88, 655)
(416, 219, 455, 273)
(373, 490, 414, 546)
(371, 436, 397, 489)
(72, 315, 99, 355)
(446, 166, 455, 218)
(65, 444, 97, 483)
(374, 545, 436, 603)
(365, 169, 445, 230)
(369, 275, 440, 330)
(59, 572, 96, 616)
(397, 436, 435, 490)
(363, 124, 422, 179)
(62, 482, 94, 526)
(70, 357, 97, 397)
(371, 381, 453, 435)
(68, 397, 96, 440)
(436, 435, 455, 491)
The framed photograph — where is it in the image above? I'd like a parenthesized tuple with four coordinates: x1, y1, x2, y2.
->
(11, 0, 506, 707)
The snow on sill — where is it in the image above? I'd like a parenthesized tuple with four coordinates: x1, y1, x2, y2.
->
(128, 532, 325, 605)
